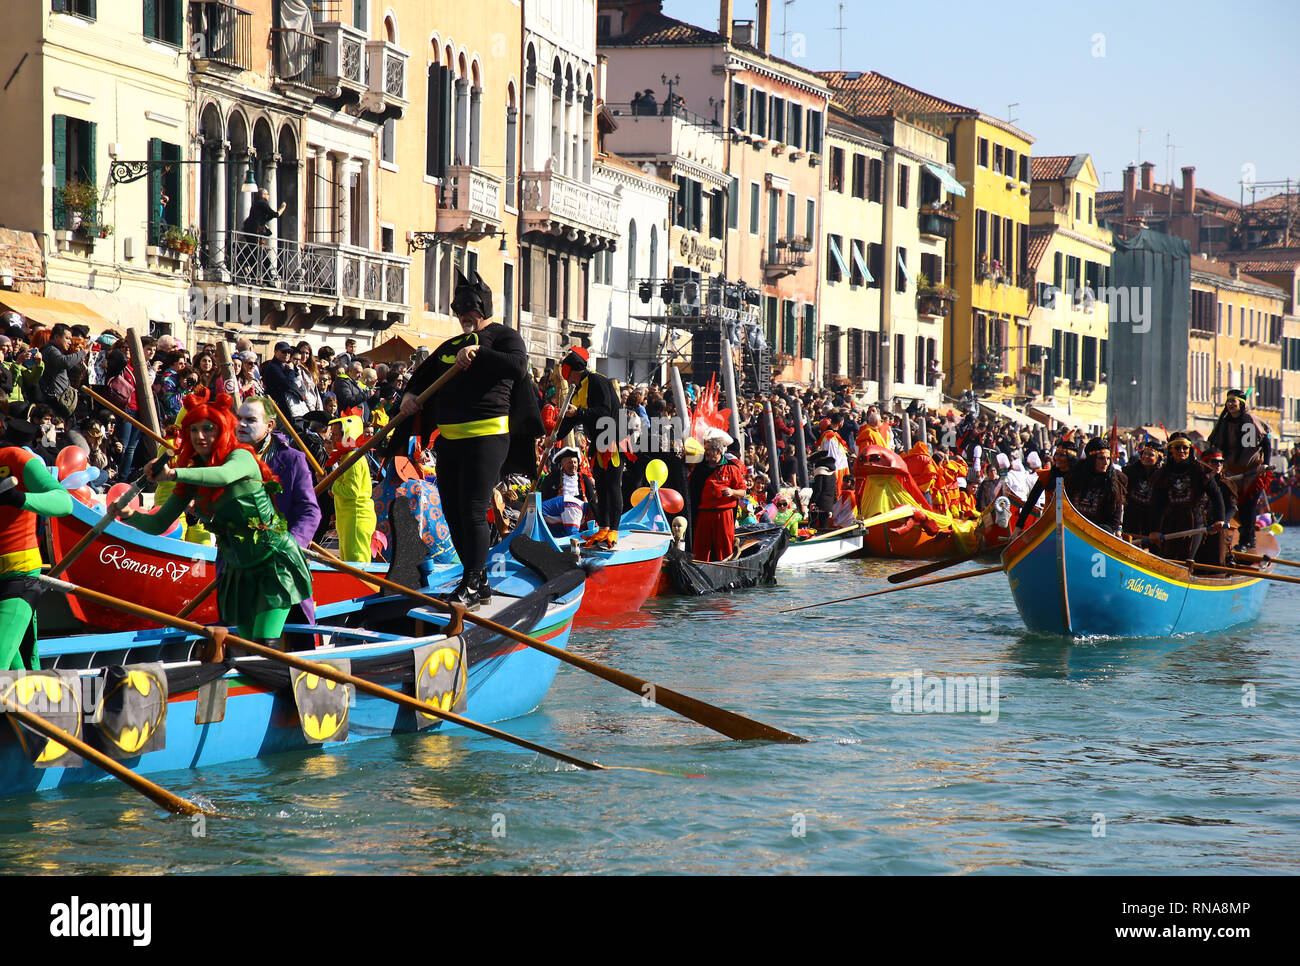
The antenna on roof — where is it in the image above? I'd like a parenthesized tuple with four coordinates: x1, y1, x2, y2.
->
(1007, 103, 1019, 125)
(832, 2, 846, 70)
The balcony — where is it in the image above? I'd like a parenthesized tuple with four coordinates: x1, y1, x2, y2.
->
(763, 240, 809, 279)
(51, 192, 109, 252)
(360, 40, 408, 119)
(436, 166, 503, 238)
(519, 167, 619, 248)
(918, 203, 958, 240)
(199, 230, 410, 318)
(271, 20, 367, 103)
(190, 1, 252, 73)
(916, 288, 956, 318)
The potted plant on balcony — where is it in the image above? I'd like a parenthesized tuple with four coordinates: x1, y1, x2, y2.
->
(58, 179, 97, 232)
(97, 224, 114, 239)
(789, 236, 812, 253)
(162, 226, 198, 256)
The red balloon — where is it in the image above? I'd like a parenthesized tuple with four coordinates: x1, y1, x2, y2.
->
(104, 482, 142, 512)
(659, 487, 684, 514)
(70, 486, 94, 506)
(55, 445, 88, 481)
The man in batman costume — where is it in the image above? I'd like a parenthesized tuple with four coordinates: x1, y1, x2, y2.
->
(396, 271, 539, 608)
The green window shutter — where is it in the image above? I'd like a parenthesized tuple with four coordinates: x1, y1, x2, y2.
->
(148, 138, 162, 243)
(143, 0, 157, 40)
(171, 0, 185, 45)
(52, 115, 68, 190)
(52, 0, 68, 12)
(87, 0, 97, 19)
(167, 142, 182, 229)
(801, 305, 815, 360)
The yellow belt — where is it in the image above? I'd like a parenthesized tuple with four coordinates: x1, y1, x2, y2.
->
(439, 416, 509, 440)
(0, 548, 42, 575)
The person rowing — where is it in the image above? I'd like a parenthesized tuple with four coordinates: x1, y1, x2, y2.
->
(122, 391, 313, 647)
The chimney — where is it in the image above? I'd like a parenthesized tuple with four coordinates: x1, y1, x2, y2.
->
(1230, 263, 1240, 280)
(756, 0, 771, 55)
(1123, 165, 1136, 226)
(1140, 161, 1155, 191)
(1181, 166, 1196, 214)
(719, 0, 733, 42)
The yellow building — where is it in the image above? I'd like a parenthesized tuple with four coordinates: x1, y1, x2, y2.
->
(1023, 154, 1113, 434)
(0, 1, 194, 335)
(1187, 257, 1285, 436)
(819, 72, 1033, 403)
(377, 0, 522, 348)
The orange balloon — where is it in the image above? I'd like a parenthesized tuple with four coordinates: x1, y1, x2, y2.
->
(630, 486, 652, 507)
(659, 487, 684, 514)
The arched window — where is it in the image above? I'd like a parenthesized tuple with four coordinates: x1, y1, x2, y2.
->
(505, 83, 518, 208)
(550, 57, 563, 168)
(627, 220, 637, 286)
(649, 224, 658, 280)
(523, 46, 537, 171)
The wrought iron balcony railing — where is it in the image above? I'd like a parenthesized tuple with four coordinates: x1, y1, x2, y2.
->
(190, 0, 252, 71)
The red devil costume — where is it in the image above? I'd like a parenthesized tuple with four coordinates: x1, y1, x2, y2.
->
(688, 444, 746, 561)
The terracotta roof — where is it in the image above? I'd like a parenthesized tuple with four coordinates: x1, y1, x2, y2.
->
(601, 10, 725, 47)
(1220, 254, 1300, 272)
(1031, 156, 1074, 182)
(1095, 189, 1123, 215)
(819, 70, 975, 120)
(1243, 192, 1300, 213)
(1025, 227, 1054, 274)
(1190, 255, 1285, 292)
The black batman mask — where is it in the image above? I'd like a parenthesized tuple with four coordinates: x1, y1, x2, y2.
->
(450, 270, 493, 319)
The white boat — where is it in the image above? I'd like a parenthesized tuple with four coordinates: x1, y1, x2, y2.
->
(776, 524, 864, 568)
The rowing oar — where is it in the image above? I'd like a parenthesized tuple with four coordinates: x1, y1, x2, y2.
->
(1181, 560, 1300, 585)
(888, 549, 980, 584)
(48, 456, 168, 578)
(315, 350, 464, 494)
(37, 575, 618, 773)
(266, 396, 325, 478)
(1233, 549, 1299, 568)
(0, 691, 215, 817)
(305, 543, 805, 743)
(1141, 526, 1210, 547)
(780, 565, 1004, 614)
(82, 386, 172, 452)
(804, 523, 863, 542)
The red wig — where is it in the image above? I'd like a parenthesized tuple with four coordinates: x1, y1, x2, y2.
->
(173, 390, 277, 512)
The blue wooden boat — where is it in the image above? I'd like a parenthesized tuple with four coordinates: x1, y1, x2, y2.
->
(1001, 480, 1273, 637)
(0, 544, 585, 798)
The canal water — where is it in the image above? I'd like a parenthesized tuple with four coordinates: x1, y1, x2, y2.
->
(2, 533, 1298, 875)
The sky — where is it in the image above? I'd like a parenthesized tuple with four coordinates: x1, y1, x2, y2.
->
(661, 0, 1300, 202)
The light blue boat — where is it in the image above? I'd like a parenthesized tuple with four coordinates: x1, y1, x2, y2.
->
(1002, 481, 1272, 637)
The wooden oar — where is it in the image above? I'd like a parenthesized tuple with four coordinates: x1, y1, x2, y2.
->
(1233, 549, 1299, 568)
(0, 692, 215, 817)
(38, 575, 611, 772)
(1182, 560, 1300, 585)
(266, 396, 325, 478)
(83, 386, 173, 451)
(801, 523, 862, 543)
(856, 504, 921, 530)
(315, 351, 464, 494)
(48, 458, 167, 578)
(888, 549, 980, 584)
(305, 544, 805, 743)
(781, 565, 1004, 614)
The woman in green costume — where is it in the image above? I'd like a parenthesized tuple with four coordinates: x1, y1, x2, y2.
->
(122, 391, 313, 645)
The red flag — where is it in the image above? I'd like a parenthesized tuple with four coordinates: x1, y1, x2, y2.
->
(1108, 414, 1119, 459)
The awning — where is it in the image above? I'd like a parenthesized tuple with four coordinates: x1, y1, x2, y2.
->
(978, 399, 1036, 428)
(0, 291, 108, 331)
(897, 248, 913, 286)
(828, 236, 850, 277)
(1028, 403, 1090, 431)
(365, 331, 446, 364)
(851, 243, 873, 283)
(924, 162, 967, 198)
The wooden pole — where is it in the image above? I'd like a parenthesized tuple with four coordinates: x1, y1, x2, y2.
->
(125, 328, 161, 457)
(214, 339, 243, 407)
(83, 386, 171, 451)
(266, 395, 324, 478)
(306, 544, 806, 744)
(781, 565, 1004, 614)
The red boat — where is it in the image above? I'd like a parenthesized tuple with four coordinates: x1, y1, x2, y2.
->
(851, 446, 984, 558)
(504, 490, 671, 627)
(1268, 477, 1300, 525)
(42, 496, 389, 632)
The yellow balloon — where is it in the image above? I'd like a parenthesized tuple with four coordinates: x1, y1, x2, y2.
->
(645, 459, 668, 486)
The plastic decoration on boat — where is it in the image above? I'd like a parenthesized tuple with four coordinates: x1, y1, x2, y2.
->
(688, 376, 732, 444)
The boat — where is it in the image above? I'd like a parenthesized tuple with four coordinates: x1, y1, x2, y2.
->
(1267, 476, 1300, 525)
(0, 542, 586, 798)
(497, 487, 672, 626)
(41, 493, 400, 633)
(778, 523, 864, 568)
(1001, 480, 1273, 637)
(851, 445, 983, 559)
(661, 524, 789, 595)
